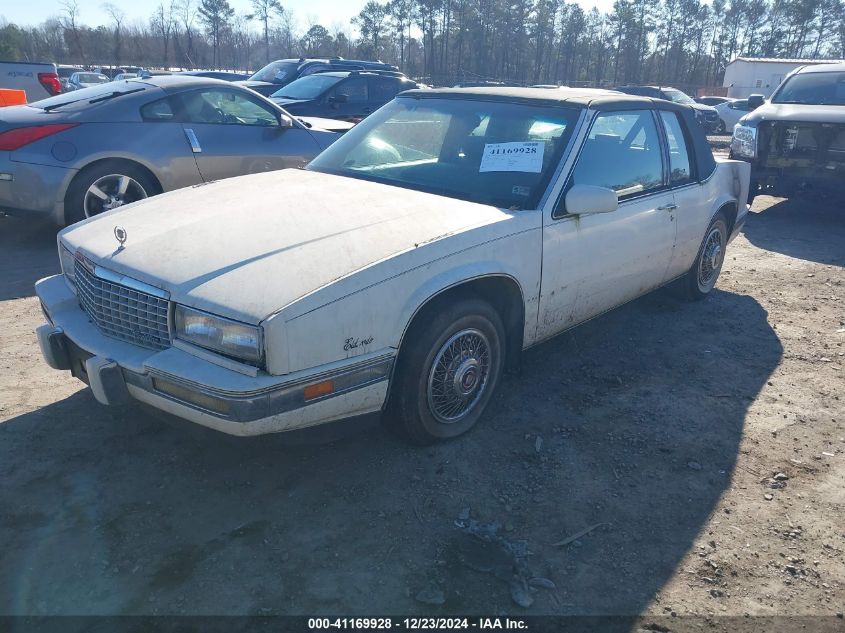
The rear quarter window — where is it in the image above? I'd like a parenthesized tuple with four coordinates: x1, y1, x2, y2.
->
(140, 98, 176, 122)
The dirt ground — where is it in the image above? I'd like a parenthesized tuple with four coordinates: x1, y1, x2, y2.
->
(0, 191, 843, 623)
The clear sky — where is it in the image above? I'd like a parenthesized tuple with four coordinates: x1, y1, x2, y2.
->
(1, 0, 618, 33)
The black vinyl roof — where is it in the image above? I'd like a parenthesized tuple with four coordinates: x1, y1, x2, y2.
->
(398, 86, 691, 111)
(397, 86, 717, 182)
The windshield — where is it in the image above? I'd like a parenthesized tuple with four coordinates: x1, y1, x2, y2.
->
(308, 97, 579, 209)
(272, 74, 343, 100)
(250, 60, 301, 84)
(772, 71, 845, 105)
(662, 88, 695, 105)
(79, 73, 108, 83)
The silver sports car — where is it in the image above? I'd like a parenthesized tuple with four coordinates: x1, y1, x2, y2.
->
(0, 75, 349, 225)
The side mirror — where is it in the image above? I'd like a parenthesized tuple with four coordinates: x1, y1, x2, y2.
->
(329, 93, 349, 105)
(564, 184, 618, 216)
(277, 113, 293, 128)
(747, 94, 765, 110)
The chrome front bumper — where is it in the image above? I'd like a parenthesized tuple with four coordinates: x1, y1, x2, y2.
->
(35, 274, 393, 436)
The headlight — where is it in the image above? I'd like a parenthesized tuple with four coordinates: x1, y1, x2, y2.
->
(731, 124, 757, 158)
(174, 305, 263, 366)
(59, 243, 76, 287)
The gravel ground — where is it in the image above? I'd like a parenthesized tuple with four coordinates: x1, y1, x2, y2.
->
(0, 193, 842, 622)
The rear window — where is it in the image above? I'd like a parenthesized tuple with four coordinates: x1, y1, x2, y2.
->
(28, 82, 149, 109)
(250, 61, 300, 83)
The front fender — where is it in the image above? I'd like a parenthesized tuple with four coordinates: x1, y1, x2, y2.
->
(394, 263, 530, 353)
(273, 225, 542, 375)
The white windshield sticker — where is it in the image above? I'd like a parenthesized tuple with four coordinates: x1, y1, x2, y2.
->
(479, 141, 545, 173)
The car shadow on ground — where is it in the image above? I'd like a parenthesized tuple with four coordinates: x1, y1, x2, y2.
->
(742, 195, 845, 267)
(0, 287, 781, 622)
(0, 217, 60, 301)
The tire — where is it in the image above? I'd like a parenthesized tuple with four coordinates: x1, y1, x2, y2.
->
(389, 298, 506, 445)
(682, 213, 728, 301)
(716, 119, 727, 134)
(64, 160, 159, 225)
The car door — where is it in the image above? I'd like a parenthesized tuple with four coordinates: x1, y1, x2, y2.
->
(659, 110, 714, 280)
(178, 87, 320, 182)
(137, 95, 205, 191)
(538, 109, 677, 340)
(324, 76, 370, 122)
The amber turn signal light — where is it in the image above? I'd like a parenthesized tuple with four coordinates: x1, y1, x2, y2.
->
(303, 380, 335, 401)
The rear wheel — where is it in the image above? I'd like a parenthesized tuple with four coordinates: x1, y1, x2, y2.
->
(65, 161, 158, 225)
(390, 298, 505, 445)
(682, 213, 728, 300)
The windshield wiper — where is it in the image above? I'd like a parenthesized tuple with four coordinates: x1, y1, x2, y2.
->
(40, 88, 146, 112)
(41, 97, 88, 112)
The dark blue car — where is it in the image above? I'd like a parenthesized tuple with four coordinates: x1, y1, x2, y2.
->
(238, 58, 401, 97)
(268, 71, 418, 122)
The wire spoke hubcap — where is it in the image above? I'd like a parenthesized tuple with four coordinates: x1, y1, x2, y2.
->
(427, 328, 492, 424)
(698, 226, 724, 290)
(84, 174, 147, 218)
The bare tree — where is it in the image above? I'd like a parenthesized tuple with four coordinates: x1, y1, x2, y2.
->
(102, 3, 125, 67)
(198, 0, 235, 68)
(249, 0, 283, 63)
(58, 0, 86, 64)
(151, 1, 175, 68)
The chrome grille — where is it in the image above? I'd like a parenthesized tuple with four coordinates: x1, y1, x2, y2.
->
(74, 258, 171, 350)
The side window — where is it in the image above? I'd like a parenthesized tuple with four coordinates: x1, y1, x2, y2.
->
(332, 77, 368, 104)
(180, 89, 279, 126)
(568, 110, 664, 205)
(369, 77, 400, 104)
(658, 111, 693, 186)
(140, 97, 176, 122)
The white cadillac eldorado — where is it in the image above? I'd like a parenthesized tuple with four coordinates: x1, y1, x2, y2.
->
(36, 87, 750, 444)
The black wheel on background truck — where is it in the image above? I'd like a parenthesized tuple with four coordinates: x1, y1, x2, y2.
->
(390, 297, 505, 445)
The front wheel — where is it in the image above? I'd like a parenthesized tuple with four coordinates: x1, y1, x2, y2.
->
(390, 298, 505, 445)
(682, 213, 728, 300)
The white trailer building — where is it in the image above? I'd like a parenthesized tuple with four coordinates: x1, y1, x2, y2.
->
(723, 57, 845, 98)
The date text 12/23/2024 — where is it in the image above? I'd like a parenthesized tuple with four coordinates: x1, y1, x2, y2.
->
(308, 618, 528, 629)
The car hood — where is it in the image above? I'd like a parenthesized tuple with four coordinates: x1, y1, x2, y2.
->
(60, 169, 514, 323)
(741, 103, 845, 125)
(689, 102, 717, 114)
(297, 116, 354, 132)
(271, 97, 311, 108)
(236, 80, 276, 89)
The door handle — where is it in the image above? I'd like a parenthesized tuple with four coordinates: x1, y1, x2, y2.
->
(184, 128, 202, 153)
(658, 203, 678, 211)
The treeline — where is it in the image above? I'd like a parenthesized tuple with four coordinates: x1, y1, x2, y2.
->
(1, 0, 843, 90)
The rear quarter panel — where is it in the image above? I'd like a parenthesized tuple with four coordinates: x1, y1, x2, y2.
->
(11, 121, 203, 194)
(670, 159, 749, 276)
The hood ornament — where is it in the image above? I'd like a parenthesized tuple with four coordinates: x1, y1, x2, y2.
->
(114, 226, 127, 251)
